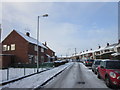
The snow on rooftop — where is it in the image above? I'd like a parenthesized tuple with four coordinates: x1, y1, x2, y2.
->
(116, 43, 120, 48)
(16, 30, 47, 49)
(103, 43, 118, 50)
(111, 52, 120, 56)
(46, 54, 50, 57)
(80, 50, 95, 55)
(93, 47, 105, 52)
(103, 46, 115, 50)
(79, 47, 105, 55)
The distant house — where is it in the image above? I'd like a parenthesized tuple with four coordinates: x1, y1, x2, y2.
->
(43, 42, 56, 62)
(100, 43, 117, 59)
(111, 42, 120, 60)
(78, 42, 120, 60)
(1, 30, 48, 67)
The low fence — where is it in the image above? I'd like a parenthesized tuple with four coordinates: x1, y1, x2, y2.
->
(0, 62, 54, 83)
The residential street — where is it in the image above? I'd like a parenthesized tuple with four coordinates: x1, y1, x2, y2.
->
(44, 62, 111, 89)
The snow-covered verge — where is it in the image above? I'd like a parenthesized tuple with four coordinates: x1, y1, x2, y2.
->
(1, 62, 73, 89)
(0, 68, 48, 84)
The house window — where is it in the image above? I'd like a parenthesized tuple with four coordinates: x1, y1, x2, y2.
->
(117, 47, 120, 52)
(41, 48, 44, 52)
(52, 52, 54, 56)
(41, 56, 44, 62)
(34, 56, 37, 63)
(34, 45, 38, 51)
(3, 45, 7, 51)
(11, 44, 15, 50)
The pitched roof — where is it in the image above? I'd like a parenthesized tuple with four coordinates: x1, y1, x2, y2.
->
(15, 30, 47, 49)
(42, 43, 55, 53)
(103, 43, 118, 50)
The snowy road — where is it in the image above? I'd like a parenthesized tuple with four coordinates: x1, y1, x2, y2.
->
(44, 62, 111, 89)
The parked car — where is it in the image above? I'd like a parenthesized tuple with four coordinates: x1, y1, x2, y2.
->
(84, 59, 94, 66)
(54, 59, 68, 67)
(92, 60, 101, 74)
(97, 60, 120, 88)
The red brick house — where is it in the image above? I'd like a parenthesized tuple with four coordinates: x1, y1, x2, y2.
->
(2, 30, 48, 66)
(43, 42, 56, 62)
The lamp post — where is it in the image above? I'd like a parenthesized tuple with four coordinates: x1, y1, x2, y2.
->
(37, 14, 48, 73)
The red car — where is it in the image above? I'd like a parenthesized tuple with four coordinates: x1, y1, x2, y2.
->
(97, 60, 120, 88)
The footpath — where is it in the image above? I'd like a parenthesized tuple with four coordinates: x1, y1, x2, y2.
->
(1, 62, 73, 89)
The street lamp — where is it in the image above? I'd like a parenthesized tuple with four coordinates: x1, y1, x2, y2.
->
(37, 14, 48, 73)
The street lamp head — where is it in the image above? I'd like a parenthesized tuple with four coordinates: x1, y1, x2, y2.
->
(43, 14, 48, 17)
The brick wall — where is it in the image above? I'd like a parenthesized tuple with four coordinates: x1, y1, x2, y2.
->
(2, 30, 29, 64)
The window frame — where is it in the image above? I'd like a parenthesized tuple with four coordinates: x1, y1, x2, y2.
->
(11, 44, 15, 51)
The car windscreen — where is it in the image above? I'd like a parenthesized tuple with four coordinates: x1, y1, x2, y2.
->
(95, 61, 101, 65)
(106, 61, 120, 69)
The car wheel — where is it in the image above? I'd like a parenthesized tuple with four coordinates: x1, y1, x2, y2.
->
(97, 71, 101, 79)
(94, 71, 97, 74)
(105, 76, 112, 88)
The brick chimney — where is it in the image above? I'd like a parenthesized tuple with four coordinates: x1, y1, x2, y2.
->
(98, 46, 101, 49)
(26, 32, 30, 37)
(119, 39, 120, 43)
(107, 43, 109, 46)
(44, 42, 47, 46)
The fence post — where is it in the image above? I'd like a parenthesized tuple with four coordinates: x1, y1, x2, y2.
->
(24, 67, 25, 76)
(34, 68, 35, 73)
(7, 68, 9, 80)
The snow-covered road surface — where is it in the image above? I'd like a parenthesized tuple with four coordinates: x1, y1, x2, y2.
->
(1, 62, 73, 89)
(44, 62, 111, 89)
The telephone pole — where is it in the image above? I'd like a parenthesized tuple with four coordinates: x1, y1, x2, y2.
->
(75, 48, 77, 56)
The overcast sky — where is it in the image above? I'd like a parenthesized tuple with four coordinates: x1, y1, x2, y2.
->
(1, 0, 119, 56)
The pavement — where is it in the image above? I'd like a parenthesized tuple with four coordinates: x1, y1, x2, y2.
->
(1, 62, 73, 89)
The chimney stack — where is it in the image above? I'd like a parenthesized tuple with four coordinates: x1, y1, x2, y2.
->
(98, 46, 101, 49)
(107, 43, 109, 46)
(26, 32, 30, 37)
(45, 42, 47, 46)
(119, 39, 120, 43)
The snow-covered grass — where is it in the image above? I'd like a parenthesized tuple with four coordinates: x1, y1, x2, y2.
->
(0, 67, 47, 83)
(1, 62, 73, 88)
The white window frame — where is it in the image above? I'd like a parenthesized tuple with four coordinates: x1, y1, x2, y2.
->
(11, 44, 15, 50)
(3, 45, 7, 51)
(41, 56, 44, 62)
(35, 55, 37, 63)
(34, 45, 37, 51)
(41, 48, 44, 52)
